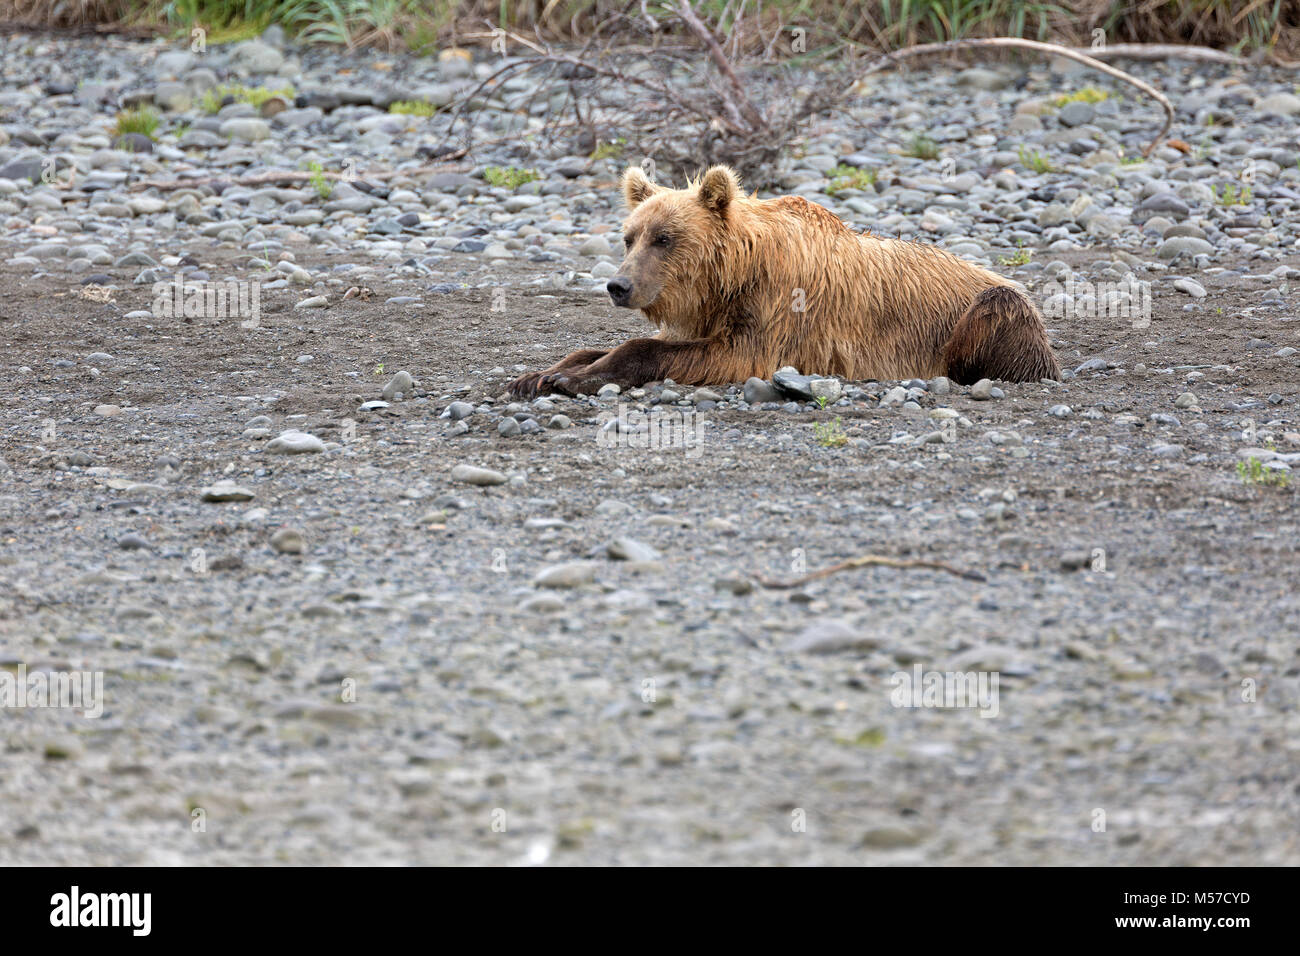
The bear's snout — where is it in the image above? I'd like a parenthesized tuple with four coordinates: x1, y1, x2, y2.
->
(606, 276, 634, 307)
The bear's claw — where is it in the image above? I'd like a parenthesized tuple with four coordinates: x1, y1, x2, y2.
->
(508, 371, 575, 399)
(508, 372, 544, 399)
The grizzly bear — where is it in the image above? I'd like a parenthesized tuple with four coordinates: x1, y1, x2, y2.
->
(508, 164, 1060, 398)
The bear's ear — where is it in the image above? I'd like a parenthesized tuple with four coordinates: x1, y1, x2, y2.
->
(697, 165, 739, 214)
(622, 166, 660, 209)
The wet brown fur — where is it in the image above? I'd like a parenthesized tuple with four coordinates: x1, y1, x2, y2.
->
(509, 165, 1060, 397)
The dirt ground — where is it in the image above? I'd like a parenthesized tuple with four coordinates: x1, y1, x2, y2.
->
(1, 245, 1298, 865)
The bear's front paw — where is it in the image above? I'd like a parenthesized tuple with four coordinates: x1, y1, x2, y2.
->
(508, 371, 545, 399)
(538, 372, 575, 396)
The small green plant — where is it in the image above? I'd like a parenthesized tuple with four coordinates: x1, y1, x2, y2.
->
(484, 166, 540, 190)
(114, 105, 160, 140)
(403, 22, 440, 55)
(389, 99, 439, 117)
(590, 138, 626, 161)
(1215, 183, 1253, 207)
(1052, 86, 1109, 108)
(814, 418, 848, 447)
(201, 83, 295, 114)
(999, 244, 1033, 267)
(307, 161, 333, 199)
(1018, 146, 1053, 174)
(1237, 457, 1290, 488)
(374, 363, 385, 376)
(904, 134, 939, 160)
(825, 163, 877, 195)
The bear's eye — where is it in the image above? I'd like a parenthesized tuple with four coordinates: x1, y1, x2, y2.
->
(652, 234, 671, 247)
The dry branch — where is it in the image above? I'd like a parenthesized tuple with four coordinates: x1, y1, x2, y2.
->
(857, 37, 1175, 156)
(438, 7, 1181, 182)
(1071, 43, 1245, 64)
(757, 554, 987, 589)
(675, 0, 765, 130)
(127, 160, 466, 193)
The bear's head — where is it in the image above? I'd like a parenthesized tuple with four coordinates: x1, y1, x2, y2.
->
(608, 164, 741, 321)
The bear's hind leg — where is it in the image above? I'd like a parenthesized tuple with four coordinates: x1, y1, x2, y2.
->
(941, 286, 1061, 384)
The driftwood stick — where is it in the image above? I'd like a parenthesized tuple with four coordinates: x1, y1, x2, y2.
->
(1071, 43, 1244, 65)
(757, 554, 987, 589)
(127, 158, 469, 193)
(856, 37, 1174, 156)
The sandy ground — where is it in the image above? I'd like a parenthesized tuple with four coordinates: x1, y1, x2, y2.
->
(1, 245, 1298, 865)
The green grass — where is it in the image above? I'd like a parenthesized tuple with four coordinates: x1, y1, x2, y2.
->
(201, 83, 295, 114)
(1237, 457, 1290, 488)
(904, 134, 940, 160)
(1052, 86, 1109, 108)
(389, 99, 439, 117)
(483, 165, 540, 190)
(825, 163, 876, 195)
(306, 161, 333, 199)
(813, 418, 848, 447)
(401, 19, 442, 54)
(590, 138, 626, 161)
(1215, 183, 1253, 207)
(49, 2, 1297, 56)
(114, 105, 161, 140)
(155, 0, 461, 50)
(999, 244, 1032, 267)
(1018, 145, 1053, 174)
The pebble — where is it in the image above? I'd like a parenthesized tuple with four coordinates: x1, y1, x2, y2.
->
(533, 562, 598, 588)
(382, 371, 415, 401)
(450, 464, 508, 486)
(201, 481, 255, 502)
(809, 379, 842, 402)
(743, 377, 782, 404)
(772, 367, 817, 400)
(266, 430, 326, 454)
(606, 537, 661, 562)
(784, 619, 881, 655)
(270, 528, 306, 554)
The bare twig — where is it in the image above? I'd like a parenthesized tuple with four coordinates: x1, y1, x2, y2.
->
(1071, 43, 1244, 64)
(676, 0, 765, 130)
(855, 37, 1175, 156)
(127, 161, 465, 193)
(757, 554, 987, 589)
